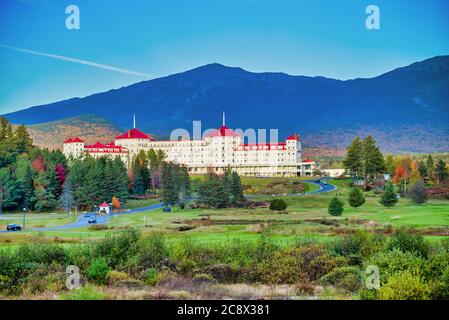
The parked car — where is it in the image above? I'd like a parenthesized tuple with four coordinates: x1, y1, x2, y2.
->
(88, 216, 97, 224)
(6, 224, 22, 231)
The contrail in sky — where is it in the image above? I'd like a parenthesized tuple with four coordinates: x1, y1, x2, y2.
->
(0, 44, 152, 78)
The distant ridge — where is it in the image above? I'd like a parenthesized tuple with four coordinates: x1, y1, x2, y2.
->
(3, 56, 449, 152)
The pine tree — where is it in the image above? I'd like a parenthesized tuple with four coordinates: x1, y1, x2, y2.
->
(60, 178, 75, 213)
(363, 135, 385, 183)
(14, 156, 35, 210)
(426, 155, 435, 182)
(380, 182, 398, 208)
(0, 167, 21, 210)
(132, 159, 145, 195)
(435, 160, 448, 185)
(14, 125, 33, 154)
(348, 188, 365, 208)
(230, 171, 245, 204)
(343, 137, 364, 180)
(161, 162, 179, 206)
(111, 157, 129, 202)
(328, 197, 344, 216)
(417, 161, 428, 181)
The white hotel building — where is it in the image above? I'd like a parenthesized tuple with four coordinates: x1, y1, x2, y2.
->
(63, 118, 317, 177)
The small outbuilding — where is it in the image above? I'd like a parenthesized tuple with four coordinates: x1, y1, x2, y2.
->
(98, 202, 110, 215)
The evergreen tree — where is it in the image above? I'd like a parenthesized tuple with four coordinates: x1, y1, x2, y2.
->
(197, 174, 230, 209)
(178, 165, 191, 203)
(14, 125, 33, 154)
(60, 178, 75, 213)
(161, 162, 179, 206)
(328, 196, 344, 216)
(230, 171, 245, 204)
(435, 159, 448, 185)
(14, 156, 35, 210)
(111, 157, 129, 202)
(132, 160, 145, 195)
(363, 135, 385, 183)
(417, 161, 428, 181)
(348, 188, 365, 208)
(343, 137, 364, 180)
(34, 187, 58, 212)
(0, 167, 21, 210)
(380, 182, 399, 208)
(426, 155, 435, 182)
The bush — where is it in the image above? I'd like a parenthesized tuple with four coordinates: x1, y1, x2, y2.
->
(379, 271, 430, 300)
(348, 188, 365, 208)
(269, 199, 287, 211)
(388, 228, 430, 259)
(137, 233, 170, 269)
(328, 197, 344, 216)
(107, 270, 129, 285)
(431, 265, 449, 299)
(409, 181, 428, 204)
(364, 249, 425, 283)
(144, 268, 158, 285)
(88, 258, 110, 285)
(320, 266, 362, 293)
(93, 228, 141, 269)
(331, 231, 386, 265)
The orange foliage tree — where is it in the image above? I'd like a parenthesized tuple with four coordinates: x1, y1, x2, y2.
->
(112, 196, 121, 209)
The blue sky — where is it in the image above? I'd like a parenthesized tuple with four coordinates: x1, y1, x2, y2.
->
(1, 0, 448, 114)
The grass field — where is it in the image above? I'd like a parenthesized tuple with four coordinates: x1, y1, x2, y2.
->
(1, 178, 448, 247)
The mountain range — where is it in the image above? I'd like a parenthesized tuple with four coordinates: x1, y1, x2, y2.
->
(3, 56, 449, 153)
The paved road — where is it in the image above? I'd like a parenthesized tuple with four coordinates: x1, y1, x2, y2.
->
(1, 179, 337, 233)
(0, 203, 163, 233)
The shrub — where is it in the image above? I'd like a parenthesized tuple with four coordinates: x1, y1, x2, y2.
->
(107, 270, 129, 285)
(269, 199, 287, 211)
(331, 231, 387, 264)
(431, 265, 449, 299)
(206, 264, 239, 283)
(137, 233, 170, 269)
(93, 228, 141, 269)
(364, 249, 425, 284)
(348, 188, 365, 208)
(320, 266, 362, 293)
(145, 268, 158, 285)
(88, 258, 110, 285)
(379, 271, 430, 300)
(328, 197, 344, 216)
(409, 180, 428, 204)
(388, 228, 430, 258)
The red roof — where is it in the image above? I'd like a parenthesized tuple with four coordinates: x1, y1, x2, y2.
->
(64, 137, 84, 143)
(304, 159, 313, 163)
(99, 202, 109, 208)
(115, 128, 151, 140)
(286, 133, 300, 141)
(205, 125, 240, 138)
(84, 141, 128, 154)
(236, 142, 286, 151)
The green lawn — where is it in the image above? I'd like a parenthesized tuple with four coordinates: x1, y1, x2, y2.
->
(1, 178, 448, 245)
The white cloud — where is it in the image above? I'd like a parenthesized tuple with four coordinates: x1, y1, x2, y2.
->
(0, 44, 152, 78)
